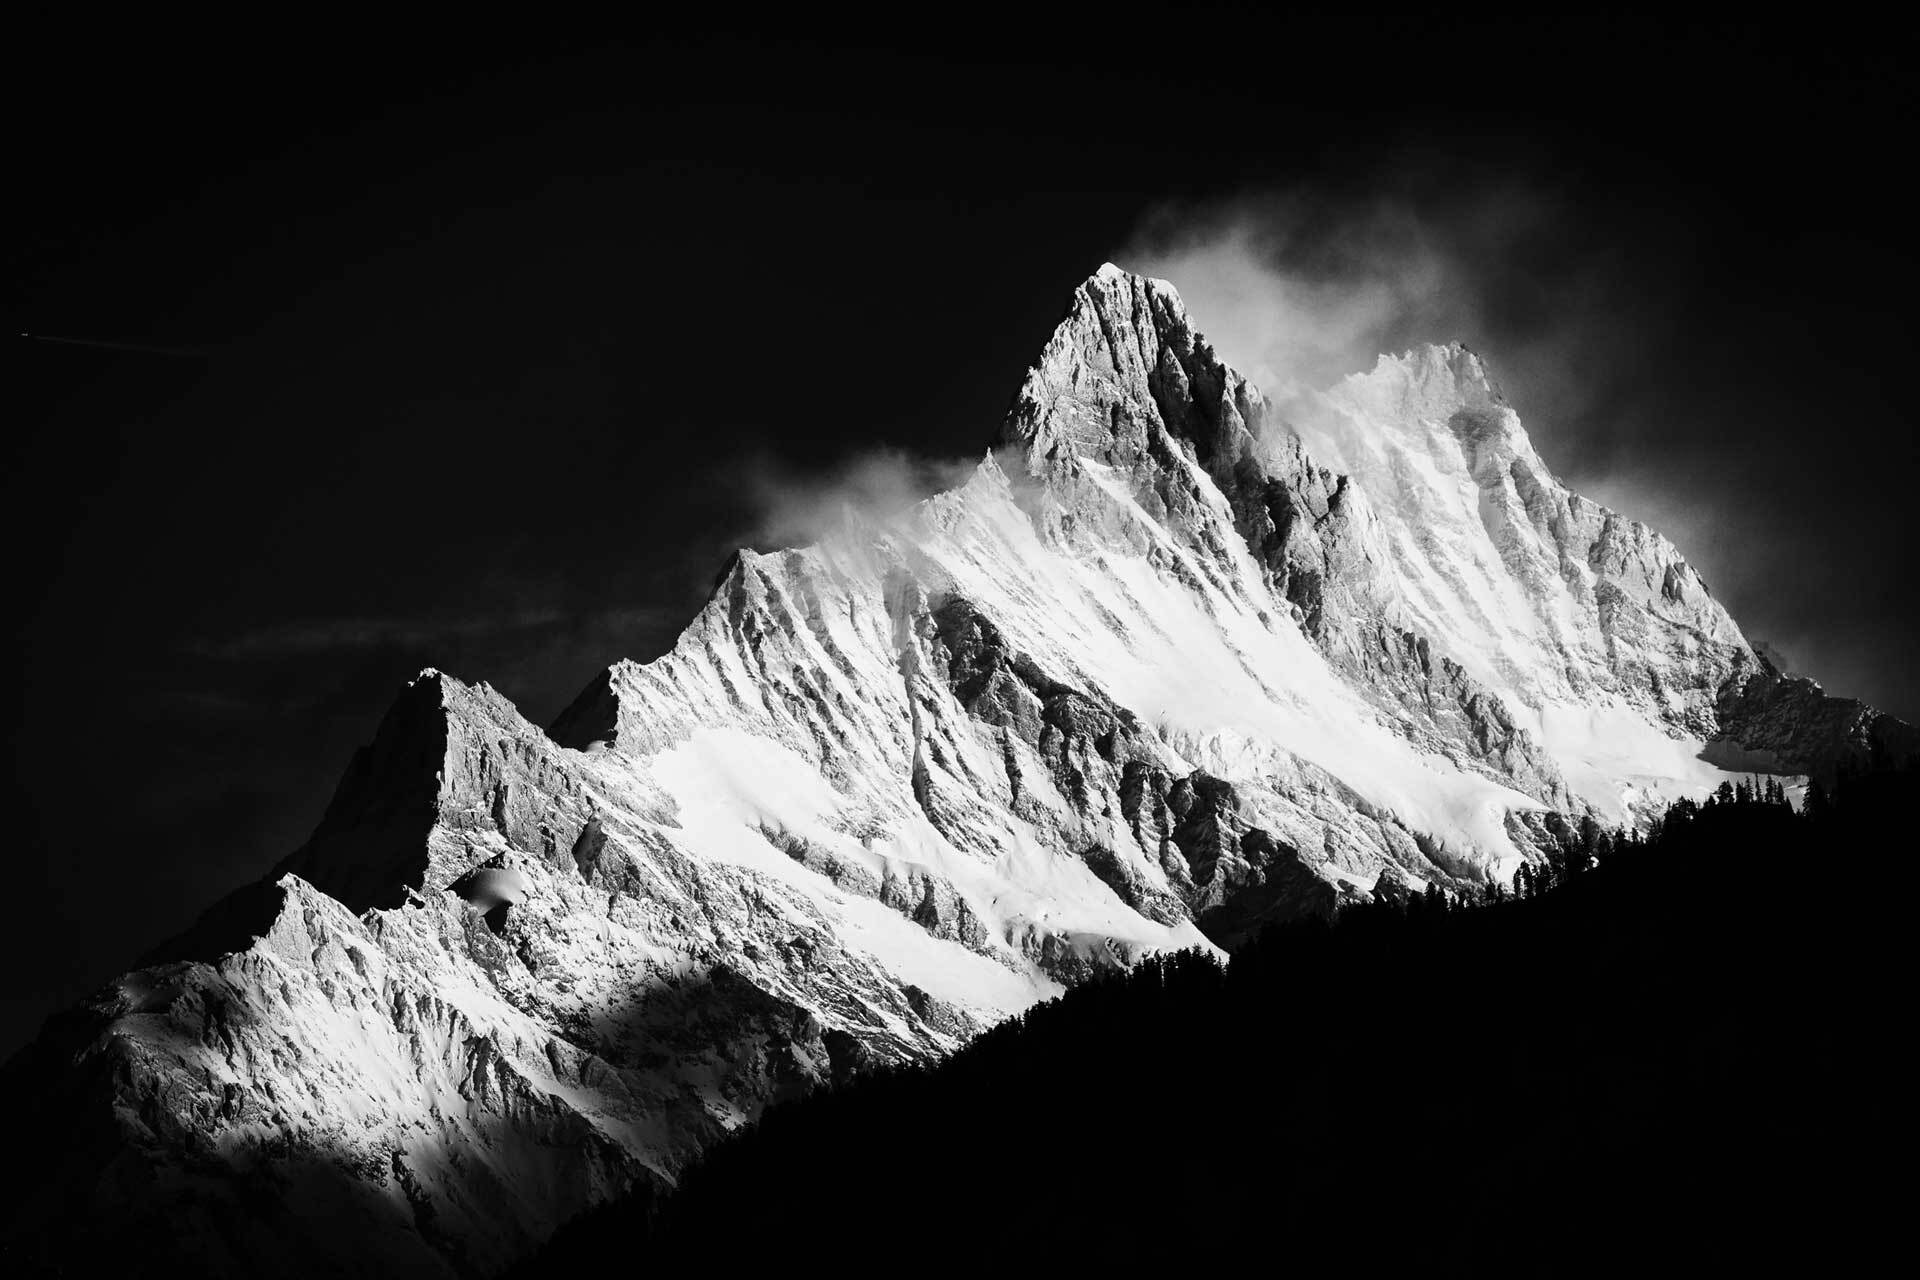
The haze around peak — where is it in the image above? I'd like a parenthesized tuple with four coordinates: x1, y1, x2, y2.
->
(1115, 186, 1919, 726)
(1115, 190, 1598, 417)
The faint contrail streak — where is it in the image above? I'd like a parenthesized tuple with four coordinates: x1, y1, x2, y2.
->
(18, 332, 208, 358)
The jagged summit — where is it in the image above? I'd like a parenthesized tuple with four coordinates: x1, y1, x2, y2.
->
(9, 262, 1913, 1279)
(1004, 263, 1227, 466)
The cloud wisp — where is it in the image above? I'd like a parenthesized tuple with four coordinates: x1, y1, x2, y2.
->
(1115, 186, 1656, 442)
(1111, 186, 1916, 719)
(1114, 188, 1725, 586)
(738, 447, 989, 551)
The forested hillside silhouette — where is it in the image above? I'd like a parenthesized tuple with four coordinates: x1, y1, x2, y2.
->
(521, 772, 1913, 1272)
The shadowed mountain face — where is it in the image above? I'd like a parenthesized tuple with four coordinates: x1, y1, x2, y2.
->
(4, 267, 1907, 1276)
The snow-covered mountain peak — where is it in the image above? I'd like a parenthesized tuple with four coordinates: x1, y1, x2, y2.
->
(15, 261, 1916, 1278)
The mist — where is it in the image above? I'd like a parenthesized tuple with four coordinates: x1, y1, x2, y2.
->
(1118, 197, 1485, 401)
(1113, 189, 1703, 567)
(1115, 188, 1918, 721)
(740, 448, 989, 551)
(1116, 187, 1658, 458)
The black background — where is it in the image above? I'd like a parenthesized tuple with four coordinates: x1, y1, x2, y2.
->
(4, 11, 1913, 1057)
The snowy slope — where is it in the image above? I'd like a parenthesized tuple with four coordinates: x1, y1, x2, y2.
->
(7, 264, 1906, 1277)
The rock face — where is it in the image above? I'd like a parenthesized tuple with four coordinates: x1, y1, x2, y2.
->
(4, 264, 1907, 1276)
(1710, 662, 1920, 781)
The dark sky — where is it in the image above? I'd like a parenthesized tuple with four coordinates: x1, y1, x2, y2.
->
(5, 13, 1914, 1058)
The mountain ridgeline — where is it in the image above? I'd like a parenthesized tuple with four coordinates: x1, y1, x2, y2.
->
(3, 266, 1911, 1276)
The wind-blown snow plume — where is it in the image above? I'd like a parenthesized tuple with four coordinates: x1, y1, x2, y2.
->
(1118, 188, 1630, 433)
(740, 448, 984, 549)
(1120, 199, 1477, 402)
(740, 446, 1047, 550)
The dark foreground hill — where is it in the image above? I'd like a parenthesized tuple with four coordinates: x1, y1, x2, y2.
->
(521, 774, 1914, 1273)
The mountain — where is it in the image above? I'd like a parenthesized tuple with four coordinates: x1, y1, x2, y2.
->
(5, 265, 1908, 1276)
